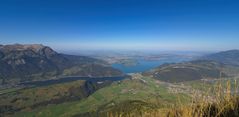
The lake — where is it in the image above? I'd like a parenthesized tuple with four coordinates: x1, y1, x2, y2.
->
(19, 76, 126, 87)
(112, 58, 190, 73)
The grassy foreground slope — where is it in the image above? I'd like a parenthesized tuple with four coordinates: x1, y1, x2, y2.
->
(5, 75, 238, 117)
(76, 78, 239, 117)
(13, 76, 190, 117)
(0, 80, 111, 117)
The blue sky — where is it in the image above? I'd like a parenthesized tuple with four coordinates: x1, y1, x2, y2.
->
(0, 0, 239, 51)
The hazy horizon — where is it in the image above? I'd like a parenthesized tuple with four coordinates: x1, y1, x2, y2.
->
(0, 43, 236, 54)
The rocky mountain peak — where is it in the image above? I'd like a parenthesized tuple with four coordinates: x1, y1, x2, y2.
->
(0, 44, 45, 52)
(0, 44, 57, 58)
(0, 44, 123, 82)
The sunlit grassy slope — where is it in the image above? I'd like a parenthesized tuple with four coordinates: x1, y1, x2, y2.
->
(0, 80, 86, 114)
(6, 76, 239, 117)
(14, 77, 190, 117)
(75, 79, 239, 117)
(0, 79, 111, 117)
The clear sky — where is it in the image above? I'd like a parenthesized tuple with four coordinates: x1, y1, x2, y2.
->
(0, 0, 239, 51)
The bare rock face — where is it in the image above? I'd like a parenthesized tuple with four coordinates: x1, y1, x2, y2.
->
(0, 44, 123, 83)
(0, 44, 57, 58)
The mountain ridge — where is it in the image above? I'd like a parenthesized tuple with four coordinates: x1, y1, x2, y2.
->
(0, 44, 123, 83)
(143, 50, 239, 82)
(201, 49, 239, 66)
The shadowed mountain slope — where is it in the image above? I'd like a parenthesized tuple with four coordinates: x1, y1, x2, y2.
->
(143, 50, 239, 82)
(201, 50, 239, 66)
(0, 44, 123, 83)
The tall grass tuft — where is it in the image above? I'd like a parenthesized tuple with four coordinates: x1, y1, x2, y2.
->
(166, 79, 239, 117)
(88, 80, 239, 117)
(74, 79, 239, 117)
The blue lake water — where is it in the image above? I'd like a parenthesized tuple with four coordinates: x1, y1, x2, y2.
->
(112, 58, 190, 73)
(19, 76, 126, 87)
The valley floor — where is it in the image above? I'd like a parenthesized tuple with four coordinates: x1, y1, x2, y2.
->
(1, 73, 238, 117)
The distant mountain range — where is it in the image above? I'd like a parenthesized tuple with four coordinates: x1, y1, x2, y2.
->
(201, 50, 239, 66)
(0, 44, 123, 83)
(143, 50, 239, 82)
(1, 44, 239, 83)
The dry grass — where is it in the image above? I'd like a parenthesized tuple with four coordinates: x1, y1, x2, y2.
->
(166, 79, 239, 117)
(89, 79, 239, 117)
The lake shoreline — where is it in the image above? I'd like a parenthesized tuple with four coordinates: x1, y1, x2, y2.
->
(18, 75, 129, 87)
